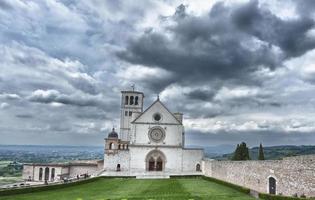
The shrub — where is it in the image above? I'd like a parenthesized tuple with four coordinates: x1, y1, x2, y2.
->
(259, 193, 312, 200)
(170, 175, 202, 179)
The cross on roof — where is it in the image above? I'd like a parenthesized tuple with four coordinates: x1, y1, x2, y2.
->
(131, 84, 135, 91)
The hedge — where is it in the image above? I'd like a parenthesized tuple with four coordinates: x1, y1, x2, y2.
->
(201, 176, 251, 194)
(259, 193, 315, 200)
(170, 175, 202, 179)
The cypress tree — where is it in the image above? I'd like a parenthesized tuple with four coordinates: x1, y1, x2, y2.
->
(232, 142, 250, 160)
(258, 143, 265, 160)
(232, 144, 239, 160)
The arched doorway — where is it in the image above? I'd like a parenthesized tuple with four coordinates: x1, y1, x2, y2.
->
(269, 177, 276, 194)
(116, 164, 121, 171)
(145, 150, 166, 171)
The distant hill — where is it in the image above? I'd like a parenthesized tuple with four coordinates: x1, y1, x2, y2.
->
(212, 145, 315, 160)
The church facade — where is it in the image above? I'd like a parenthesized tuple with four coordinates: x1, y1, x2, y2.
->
(22, 89, 204, 181)
(102, 90, 204, 176)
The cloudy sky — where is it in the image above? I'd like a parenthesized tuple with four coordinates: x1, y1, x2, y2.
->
(1, 0, 315, 147)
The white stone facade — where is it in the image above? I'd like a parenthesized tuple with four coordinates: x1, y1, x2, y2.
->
(103, 90, 204, 175)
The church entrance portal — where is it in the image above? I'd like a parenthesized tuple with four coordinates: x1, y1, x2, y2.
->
(146, 150, 166, 172)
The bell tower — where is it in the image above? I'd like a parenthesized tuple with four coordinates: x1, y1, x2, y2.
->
(120, 89, 144, 141)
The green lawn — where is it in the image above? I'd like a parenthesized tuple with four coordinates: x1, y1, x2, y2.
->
(0, 178, 257, 200)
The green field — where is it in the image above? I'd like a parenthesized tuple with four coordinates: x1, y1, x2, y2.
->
(0, 178, 257, 200)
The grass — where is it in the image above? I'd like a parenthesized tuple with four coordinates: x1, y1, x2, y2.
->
(0, 177, 258, 200)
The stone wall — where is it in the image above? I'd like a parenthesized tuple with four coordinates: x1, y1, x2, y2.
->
(202, 155, 315, 198)
(69, 165, 99, 177)
(104, 150, 130, 172)
(182, 148, 203, 172)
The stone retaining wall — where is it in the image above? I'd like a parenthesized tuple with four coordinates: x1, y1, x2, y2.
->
(202, 155, 315, 198)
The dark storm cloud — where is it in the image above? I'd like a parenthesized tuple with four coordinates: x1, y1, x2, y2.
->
(27, 90, 112, 109)
(232, 0, 315, 58)
(118, 0, 315, 92)
(75, 112, 108, 120)
(0, 1, 13, 10)
(67, 75, 99, 95)
(185, 89, 216, 101)
(15, 114, 33, 119)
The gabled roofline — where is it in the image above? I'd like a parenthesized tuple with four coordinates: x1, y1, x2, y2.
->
(131, 98, 182, 125)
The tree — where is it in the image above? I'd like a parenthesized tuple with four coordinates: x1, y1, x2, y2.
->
(232, 144, 240, 160)
(258, 143, 265, 160)
(232, 142, 250, 161)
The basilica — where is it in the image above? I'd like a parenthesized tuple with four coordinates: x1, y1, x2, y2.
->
(102, 90, 204, 176)
(23, 89, 204, 181)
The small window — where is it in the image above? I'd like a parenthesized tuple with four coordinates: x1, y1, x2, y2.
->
(129, 111, 132, 116)
(135, 96, 139, 105)
(130, 96, 134, 105)
(125, 96, 129, 105)
(125, 111, 128, 116)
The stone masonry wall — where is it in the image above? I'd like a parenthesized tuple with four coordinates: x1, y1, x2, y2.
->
(202, 155, 315, 198)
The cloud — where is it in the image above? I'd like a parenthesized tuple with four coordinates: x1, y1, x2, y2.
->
(118, 1, 315, 92)
(232, 0, 315, 58)
(0, 93, 21, 100)
(27, 89, 111, 109)
(0, 102, 10, 109)
(185, 89, 216, 101)
(1, 0, 315, 146)
(15, 114, 33, 119)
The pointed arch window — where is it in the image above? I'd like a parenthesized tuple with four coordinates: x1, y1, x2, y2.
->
(44, 167, 49, 181)
(39, 168, 43, 181)
(51, 168, 55, 181)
